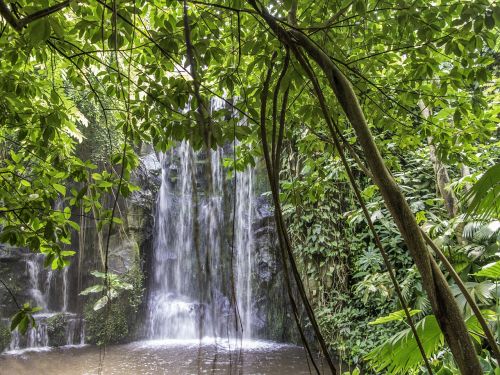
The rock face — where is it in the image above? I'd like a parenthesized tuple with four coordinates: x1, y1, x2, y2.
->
(0, 147, 295, 351)
(250, 189, 295, 341)
(0, 245, 27, 318)
(0, 149, 159, 351)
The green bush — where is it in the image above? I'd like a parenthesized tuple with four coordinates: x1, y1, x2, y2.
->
(46, 313, 68, 347)
(84, 300, 128, 346)
(0, 321, 11, 352)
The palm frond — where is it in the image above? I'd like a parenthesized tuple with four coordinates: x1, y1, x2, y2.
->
(365, 312, 496, 374)
(368, 309, 422, 325)
(463, 220, 500, 243)
(365, 315, 443, 374)
(463, 221, 484, 240)
(463, 163, 500, 220)
(475, 260, 500, 280)
(451, 281, 495, 315)
(475, 221, 500, 242)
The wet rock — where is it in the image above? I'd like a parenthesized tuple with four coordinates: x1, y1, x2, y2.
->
(108, 236, 140, 275)
(254, 194, 273, 220)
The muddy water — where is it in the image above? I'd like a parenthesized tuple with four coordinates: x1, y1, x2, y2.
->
(0, 339, 332, 375)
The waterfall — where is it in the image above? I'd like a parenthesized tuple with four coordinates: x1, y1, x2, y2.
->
(6, 253, 84, 352)
(147, 100, 258, 341)
(26, 254, 52, 311)
(147, 141, 199, 339)
(234, 166, 255, 338)
(62, 267, 69, 312)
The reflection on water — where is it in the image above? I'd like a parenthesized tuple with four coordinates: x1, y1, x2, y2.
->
(0, 339, 332, 375)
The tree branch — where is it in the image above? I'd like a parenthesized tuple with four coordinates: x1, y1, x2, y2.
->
(0, 0, 70, 31)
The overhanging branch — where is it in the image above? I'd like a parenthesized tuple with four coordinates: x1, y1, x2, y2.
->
(0, 0, 70, 32)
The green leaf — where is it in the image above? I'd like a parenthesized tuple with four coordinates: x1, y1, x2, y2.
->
(10, 150, 20, 163)
(93, 295, 109, 311)
(112, 217, 123, 224)
(28, 18, 51, 43)
(465, 309, 496, 343)
(354, 0, 366, 16)
(97, 181, 113, 188)
(44, 253, 55, 268)
(10, 311, 24, 331)
(79, 284, 105, 295)
(18, 315, 30, 334)
(63, 206, 71, 219)
(474, 261, 500, 280)
(485, 13, 495, 29)
(53, 183, 67, 196)
(369, 309, 422, 325)
(366, 315, 444, 373)
(463, 163, 500, 219)
(90, 270, 107, 279)
(60, 250, 76, 257)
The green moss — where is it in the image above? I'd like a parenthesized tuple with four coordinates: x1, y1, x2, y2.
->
(46, 313, 68, 347)
(84, 300, 129, 346)
(126, 262, 144, 312)
(0, 321, 11, 352)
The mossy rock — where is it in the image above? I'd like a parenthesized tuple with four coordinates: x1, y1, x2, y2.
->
(46, 313, 69, 347)
(84, 301, 128, 346)
(0, 321, 11, 352)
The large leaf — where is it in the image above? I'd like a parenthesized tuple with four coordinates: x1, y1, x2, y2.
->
(366, 312, 497, 373)
(369, 309, 422, 325)
(93, 295, 109, 311)
(451, 282, 495, 315)
(463, 163, 500, 220)
(474, 261, 500, 280)
(465, 309, 496, 344)
(79, 284, 105, 295)
(366, 315, 444, 374)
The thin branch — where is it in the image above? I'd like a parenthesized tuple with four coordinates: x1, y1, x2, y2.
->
(0, 0, 70, 31)
(0, 278, 21, 310)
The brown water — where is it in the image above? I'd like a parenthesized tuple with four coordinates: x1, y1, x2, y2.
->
(0, 339, 332, 375)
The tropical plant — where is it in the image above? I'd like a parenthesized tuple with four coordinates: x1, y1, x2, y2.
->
(79, 270, 133, 311)
(0, 0, 497, 371)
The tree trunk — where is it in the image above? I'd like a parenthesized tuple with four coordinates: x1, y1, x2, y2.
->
(296, 38, 481, 374)
(418, 101, 459, 218)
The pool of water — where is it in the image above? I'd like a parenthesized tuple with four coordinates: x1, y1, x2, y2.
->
(0, 339, 332, 374)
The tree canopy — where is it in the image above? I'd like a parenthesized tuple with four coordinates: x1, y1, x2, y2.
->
(0, 0, 498, 373)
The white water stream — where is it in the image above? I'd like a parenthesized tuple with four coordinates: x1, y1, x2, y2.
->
(147, 99, 257, 341)
(6, 253, 84, 351)
(147, 142, 256, 341)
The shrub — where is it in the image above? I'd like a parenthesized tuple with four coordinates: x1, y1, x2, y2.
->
(0, 321, 11, 352)
(46, 313, 68, 347)
(84, 299, 128, 346)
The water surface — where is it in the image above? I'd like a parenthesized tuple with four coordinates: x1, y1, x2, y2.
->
(1, 339, 331, 375)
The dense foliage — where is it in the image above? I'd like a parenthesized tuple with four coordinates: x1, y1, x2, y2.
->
(0, 0, 498, 373)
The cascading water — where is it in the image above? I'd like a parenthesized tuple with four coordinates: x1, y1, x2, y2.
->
(234, 166, 255, 339)
(147, 100, 258, 342)
(27, 254, 52, 311)
(147, 141, 199, 339)
(6, 253, 84, 351)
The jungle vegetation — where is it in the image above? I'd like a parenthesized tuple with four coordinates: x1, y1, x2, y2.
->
(0, 0, 499, 373)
